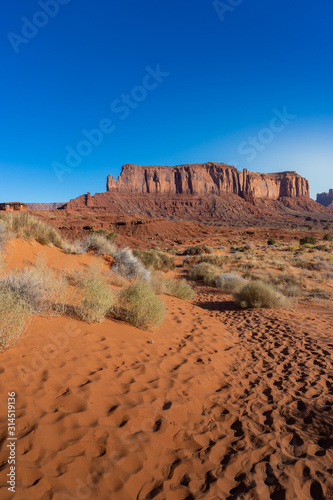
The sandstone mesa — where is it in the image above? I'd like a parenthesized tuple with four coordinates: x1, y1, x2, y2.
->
(106, 163, 309, 199)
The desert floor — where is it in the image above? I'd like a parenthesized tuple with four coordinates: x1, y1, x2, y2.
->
(0, 239, 332, 500)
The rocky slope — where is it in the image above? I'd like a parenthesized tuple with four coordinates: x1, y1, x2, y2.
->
(107, 163, 310, 199)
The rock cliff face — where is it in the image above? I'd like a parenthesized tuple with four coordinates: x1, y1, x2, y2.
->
(106, 163, 310, 199)
(317, 189, 333, 207)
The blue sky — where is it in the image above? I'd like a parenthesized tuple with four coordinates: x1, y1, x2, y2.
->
(1, 0, 333, 202)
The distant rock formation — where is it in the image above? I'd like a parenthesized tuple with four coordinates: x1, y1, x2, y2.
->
(106, 163, 310, 199)
(28, 203, 65, 210)
(63, 163, 331, 224)
(316, 190, 333, 208)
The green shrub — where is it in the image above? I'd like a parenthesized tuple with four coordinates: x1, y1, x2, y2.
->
(188, 262, 221, 286)
(323, 234, 333, 242)
(267, 238, 276, 246)
(0, 287, 33, 349)
(116, 281, 165, 329)
(235, 281, 290, 309)
(0, 213, 64, 247)
(300, 236, 316, 246)
(75, 274, 114, 323)
(132, 249, 175, 271)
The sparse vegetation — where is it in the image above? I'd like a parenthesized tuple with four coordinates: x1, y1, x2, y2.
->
(215, 272, 248, 294)
(188, 262, 221, 286)
(181, 244, 213, 255)
(184, 253, 227, 267)
(116, 281, 165, 329)
(113, 248, 151, 281)
(0, 221, 7, 249)
(89, 228, 117, 242)
(133, 249, 175, 271)
(82, 233, 117, 255)
(75, 271, 114, 323)
(267, 273, 304, 298)
(0, 212, 64, 247)
(300, 236, 316, 246)
(151, 275, 195, 300)
(267, 238, 276, 246)
(323, 234, 333, 242)
(0, 287, 33, 349)
(235, 281, 290, 309)
(0, 263, 68, 317)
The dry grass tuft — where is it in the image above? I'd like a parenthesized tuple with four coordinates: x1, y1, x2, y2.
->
(133, 249, 175, 272)
(0, 212, 64, 247)
(188, 262, 221, 286)
(235, 281, 291, 309)
(116, 281, 165, 330)
(215, 272, 248, 294)
(152, 275, 195, 300)
(0, 287, 33, 349)
(113, 248, 151, 281)
(75, 271, 114, 323)
(1, 262, 68, 317)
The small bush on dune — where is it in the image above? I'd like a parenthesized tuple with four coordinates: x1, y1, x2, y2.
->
(151, 275, 195, 300)
(323, 234, 333, 242)
(83, 233, 117, 255)
(75, 273, 114, 323)
(48, 231, 117, 256)
(116, 281, 165, 329)
(215, 272, 248, 294)
(267, 238, 276, 246)
(235, 281, 290, 309)
(0, 288, 33, 349)
(133, 249, 175, 271)
(188, 262, 221, 286)
(164, 279, 195, 300)
(0, 262, 68, 317)
(62, 239, 88, 255)
(0, 212, 64, 247)
(113, 248, 151, 281)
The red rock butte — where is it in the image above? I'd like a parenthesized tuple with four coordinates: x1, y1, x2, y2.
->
(64, 162, 328, 225)
(106, 163, 310, 199)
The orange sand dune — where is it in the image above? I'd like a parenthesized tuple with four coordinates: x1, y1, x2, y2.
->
(0, 241, 332, 499)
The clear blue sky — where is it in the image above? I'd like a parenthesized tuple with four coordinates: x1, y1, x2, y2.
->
(1, 0, 333, 202)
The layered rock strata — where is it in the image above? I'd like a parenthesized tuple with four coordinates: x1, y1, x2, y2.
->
(106, 163, 310, 199)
